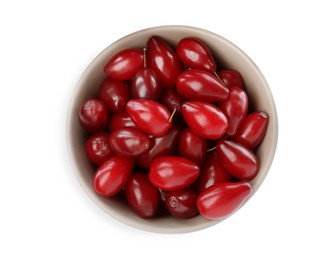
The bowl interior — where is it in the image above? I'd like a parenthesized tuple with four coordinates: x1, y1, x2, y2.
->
(67, 25, 278, 233)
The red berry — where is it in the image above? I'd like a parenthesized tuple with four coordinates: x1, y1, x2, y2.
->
(98, 78, 130, 113)
(93, 156, 135, 197)
(108, 110, 136, 132)
(131, 67, 162, 101)
(178, 128, 207, 164)
(197, 150, 233, 192)
(197, 182, 252, 220)
(85, 132, 113, 165)
(217, 140, 259, 181)
(125, 173, 160, 218)
(104, 48, 144, 80)
(176, 69, 229, 102)
(109, 127, 150, 157)
(219, 87, 248, 136)
(136, 126, 181, 169)
(176, 37, 216, 73)
(149, 156, 200, 191)
(79, 98, 108, 132)
(216, 69, 244, 89)
(232, 111, 269, 149)
(165, 188, 198, 218)
(161, 89, 185, 117)
(126, 99, 172, 137)
(181, 101, 228, 140)
(147, 36, 183, 88)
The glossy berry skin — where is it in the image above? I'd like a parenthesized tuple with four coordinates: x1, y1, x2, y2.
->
(137, 126, 181, 168)
(85, 132, 113, 165)
(178, 128, 207, 165)
(125, 173, 160, 218)
(126, 99, 172, 137)
(216, 69, 243, 89)
(98, 78, 130, 113)
(232, 111, 269, 149)
(217, 140, 259, 181)
(181, 101, 228, 140)
(161, 89, 185, 117)
(165, 188, 198, 218)
(197, 150, 233, 193)
(104, 48, 144, 80)
(176, 69, 229, 102)
(219, 87, 248, 136)
(93, 156, 135, 197)
(149, 156, 200, 191)
(147, 36, 183, 88)
(79, 98, 108, 132)
(108, 110, 136, 132)
(109, 127, 150, 157)
(156, 189, 169, 216)
(197, 182, 252, 220)
(176, 37, 216, 73)
(131, 67, 162, 101)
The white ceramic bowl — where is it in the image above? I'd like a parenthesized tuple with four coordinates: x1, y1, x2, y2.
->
(66, 25, 278, 233)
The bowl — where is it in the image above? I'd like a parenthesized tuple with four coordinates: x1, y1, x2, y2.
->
(66, 25, 278, 233)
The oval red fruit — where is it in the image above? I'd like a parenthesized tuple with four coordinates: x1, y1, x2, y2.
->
(136, 126, 181, 168)
(232, 111, 269, 149)
(109, 127, 150, 157)
(161, 89, 185, 117)
(181, 101, 228, 140)
(216, 69, 244, 89)
(125, 173, 160, 218)
(176, 37, 216, 73)
(131, 67, 162, 101)
(176, 69, 229, 102)
(149, 156, 200, 191)
(219, 87, 248, 136)
(93, 156, 135, 197)
(217, 140, 259, 181)
(104, 48, 144, 80)
(178, 128, 207, 164)
(197, 182, 252, 220)
(126, 99, 172, 137)
(197, 150, 233, 192)
(98, 78, 130, 112)
(147, 36, 183, 88)
(165, 187, 198, 218)
(108, 110, 136, 132)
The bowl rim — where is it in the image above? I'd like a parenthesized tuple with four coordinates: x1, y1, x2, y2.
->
(66, 25, 278, 233)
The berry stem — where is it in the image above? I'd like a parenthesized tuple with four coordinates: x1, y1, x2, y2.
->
(214, 71, 223, 83)
(169, 108, 177, 123)
(207, 146, 217, 152)
(143, 47, 147, 68)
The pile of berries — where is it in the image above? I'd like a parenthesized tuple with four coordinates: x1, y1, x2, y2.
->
(78, 36, 268, 220)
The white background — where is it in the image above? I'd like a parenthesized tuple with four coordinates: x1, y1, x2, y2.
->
(1, 0, 333, 259)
